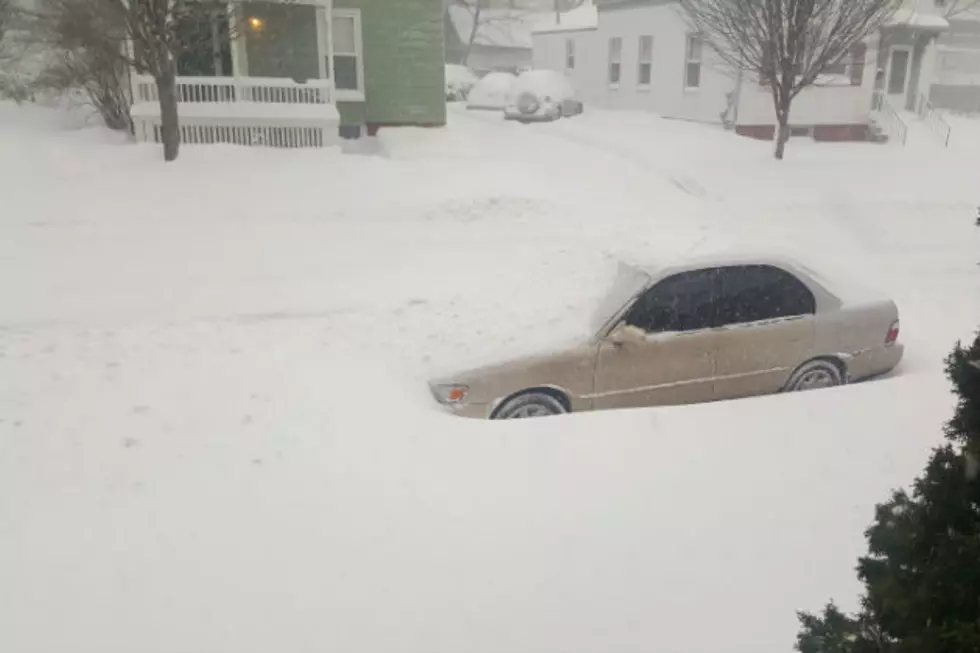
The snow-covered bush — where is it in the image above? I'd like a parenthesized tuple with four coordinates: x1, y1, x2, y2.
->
(466, 71, 516, 110)
(445, 63, 478, 102)
(17, 0, 132, 131)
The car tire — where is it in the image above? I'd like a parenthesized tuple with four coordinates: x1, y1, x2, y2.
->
(492, 391, 568, 420)
(517, 92, 540, 116)
(785, 359, 844, 392)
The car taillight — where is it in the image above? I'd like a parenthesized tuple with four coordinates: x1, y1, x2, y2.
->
(886, 319, 900, 345)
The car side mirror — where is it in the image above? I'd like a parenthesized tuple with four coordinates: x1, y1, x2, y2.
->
(608, 323, 648, 346)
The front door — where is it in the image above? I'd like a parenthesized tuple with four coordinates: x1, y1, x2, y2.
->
(592, 268, 718, 410)
(711, 265, 818, 400)
(886, 46, 913, 107)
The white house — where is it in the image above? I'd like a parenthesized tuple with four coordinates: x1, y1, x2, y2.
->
(445, 4, 536, 74)
(532, 0, 977, 143)
(913, 0, 980, 113)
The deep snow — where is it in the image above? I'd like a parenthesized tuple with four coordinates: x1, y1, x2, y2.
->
(1, 101, 979, 653)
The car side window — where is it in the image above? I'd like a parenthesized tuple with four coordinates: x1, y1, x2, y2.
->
(715, 265, 816, 326)
(624, 269, 717, 333)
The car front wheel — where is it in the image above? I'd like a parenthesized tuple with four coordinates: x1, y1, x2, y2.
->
(492, 391, 567, 419)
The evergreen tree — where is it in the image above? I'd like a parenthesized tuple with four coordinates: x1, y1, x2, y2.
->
(796, 330, 980, 653)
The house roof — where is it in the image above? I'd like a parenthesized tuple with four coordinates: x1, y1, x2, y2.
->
(531, 3, 599, 33)
(447, 5, 535, 50)
(887, 8, 950, 31)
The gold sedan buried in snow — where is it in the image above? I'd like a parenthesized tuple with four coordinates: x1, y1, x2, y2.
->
(430, 255, 904, 419)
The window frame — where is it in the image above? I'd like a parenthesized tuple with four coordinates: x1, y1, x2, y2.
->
(325, 8, 365, 101)
(816, 43, 868, 87)
(638, 35, 653, 87)
(609, 37, 623, 87)
(684, 33, 703, 90)
(713, 265, 816, 328)
(623, 268, 719, 335)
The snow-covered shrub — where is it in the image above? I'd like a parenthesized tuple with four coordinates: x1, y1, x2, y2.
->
(445, 63, 478, 102)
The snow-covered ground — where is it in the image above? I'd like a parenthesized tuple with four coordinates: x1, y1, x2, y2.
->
(2, 101, 979, 653)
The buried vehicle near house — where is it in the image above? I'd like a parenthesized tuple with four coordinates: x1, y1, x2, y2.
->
(504, 69, 583, 123)
(466, 72, 519, 111)
(430, 254, 904, 419)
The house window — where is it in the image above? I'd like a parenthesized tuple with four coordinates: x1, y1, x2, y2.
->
(175, 5, 232, 77)
(684, 33, 702, 89)
(820, 43, 867, 86)
(609, 37, 622, 85)
(638, 35, 653, 86)
(327, 10, 363, 94)
(566, 39, 576, 70)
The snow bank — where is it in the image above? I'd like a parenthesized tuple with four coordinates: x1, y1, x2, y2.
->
(2, 99, 979, 653)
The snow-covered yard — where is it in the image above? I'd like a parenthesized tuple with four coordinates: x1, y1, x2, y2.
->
(2, 102, 979, 653)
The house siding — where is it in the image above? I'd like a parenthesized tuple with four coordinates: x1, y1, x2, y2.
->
(535, 0, 878, 130)
(535, 2, 735, 123)
(925, 15, 980, 113)
(336, 0, 446, 129)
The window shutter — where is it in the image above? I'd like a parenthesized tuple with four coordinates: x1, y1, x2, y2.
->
(850, 43, 867, 86)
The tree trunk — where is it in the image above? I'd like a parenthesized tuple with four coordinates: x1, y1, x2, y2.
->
(462, 3, 482, 66)
(156, 59, 179, 162)
(773, 95, 792, 161)
(774, 118, 790, 160)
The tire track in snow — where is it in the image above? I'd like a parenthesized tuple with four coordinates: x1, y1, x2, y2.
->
(453, 108, 718, 202)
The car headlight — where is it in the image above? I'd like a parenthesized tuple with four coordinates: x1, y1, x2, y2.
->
(431, 384, 470, 405)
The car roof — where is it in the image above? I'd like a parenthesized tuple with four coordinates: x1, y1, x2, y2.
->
(627, 250, 890, 309)
(649, 252, 806, 275)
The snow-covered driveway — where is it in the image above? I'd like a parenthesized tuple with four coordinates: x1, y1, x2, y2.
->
(1, 102, 978, 653)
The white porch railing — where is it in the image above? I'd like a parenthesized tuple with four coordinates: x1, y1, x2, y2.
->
(870, 91, 908, 146)
(133, 75, 333, 105)
(131, 75, 339, 149)
(916, 93, 952, 147)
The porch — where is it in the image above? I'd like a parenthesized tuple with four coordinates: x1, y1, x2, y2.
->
(130, 0, 363, 148)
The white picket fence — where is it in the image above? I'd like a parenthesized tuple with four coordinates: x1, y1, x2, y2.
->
(131, 75, 340, 149)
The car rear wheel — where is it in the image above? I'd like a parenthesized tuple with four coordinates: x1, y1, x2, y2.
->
(516, 92, 540, 116)
(785, 359, 844, 392)
(492, 391, 567, 420)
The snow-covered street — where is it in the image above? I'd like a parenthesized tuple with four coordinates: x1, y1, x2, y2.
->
(2, 101, 979, 653)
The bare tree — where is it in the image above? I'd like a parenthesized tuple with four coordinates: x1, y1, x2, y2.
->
(19, 0, 132, 129)
(452, 0, 586, 66)
(679, 0, 901, 160)
(0, 0, 10, 40)
(0, 0, 33, 101)
(942, 0, 980, 19)
(24, 0, 247, 161)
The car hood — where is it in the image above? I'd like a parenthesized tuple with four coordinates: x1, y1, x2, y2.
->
(433, 341, 599, 407)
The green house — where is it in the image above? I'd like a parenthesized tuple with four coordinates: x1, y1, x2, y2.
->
(131, 0, 447, 146)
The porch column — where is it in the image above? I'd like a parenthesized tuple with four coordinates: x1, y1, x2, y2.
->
(230, 0, 248, 76)
(326, 0, 334, 97)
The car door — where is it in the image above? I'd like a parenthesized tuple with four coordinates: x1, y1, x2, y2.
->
(592, 268, 719, 410)
(711, 265, 817, 400)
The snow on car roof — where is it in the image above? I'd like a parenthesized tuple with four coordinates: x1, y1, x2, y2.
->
(630, 247, 890, 307)
(512, 69, 575, 98)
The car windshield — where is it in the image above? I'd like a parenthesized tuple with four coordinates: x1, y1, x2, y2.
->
(589, 263, 652, 336)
